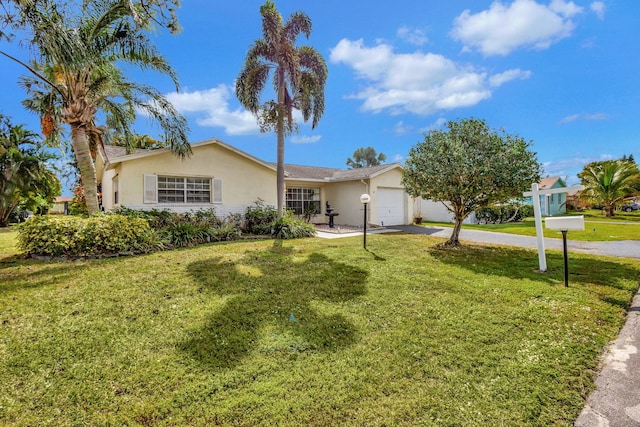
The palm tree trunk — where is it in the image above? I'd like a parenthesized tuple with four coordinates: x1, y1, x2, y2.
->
(71, 124, 99, 215)
(276, 74, 286, 218)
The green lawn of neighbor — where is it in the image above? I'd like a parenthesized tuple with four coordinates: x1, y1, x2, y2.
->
(1, 229, 639, 426)
(422, 209, 640, 241)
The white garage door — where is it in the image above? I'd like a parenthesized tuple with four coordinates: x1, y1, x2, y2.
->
(376, 188, 405, 226)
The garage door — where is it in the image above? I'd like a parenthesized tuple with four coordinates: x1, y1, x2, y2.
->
(376, 188, 405, 226)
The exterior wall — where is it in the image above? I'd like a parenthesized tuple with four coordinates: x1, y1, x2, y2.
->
(418, 198, 477, 224)
(319, 168, 411, 227)
(324, 180, 370, 226)
(284, 180, 326, 224)
(369, 169, 408, 225)
(546, 189, 567, 216)
(101, 143, 277, 216)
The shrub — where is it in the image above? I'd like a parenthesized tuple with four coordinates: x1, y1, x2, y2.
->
(244, 200, 278, 234)
(158, 222, 209, 248)
(113, 207, 241, 248)
(475, 204, 533, 224)
(16, 215, 160, 257)
(208, 222, 242, 242)
(271, 214, 317, 239)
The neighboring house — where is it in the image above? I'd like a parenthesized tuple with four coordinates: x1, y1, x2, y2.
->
(538, 176, 567, 216)
(524, 176, 567, 216)
(96, 138, 413, 226)
(50, 196, 73, 215)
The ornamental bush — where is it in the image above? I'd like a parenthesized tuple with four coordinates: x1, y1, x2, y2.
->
(16, 215, 160, 257)
(475, 204, 534, 224)
(271, 214, 317, 239)
(244, 199, 278, 234)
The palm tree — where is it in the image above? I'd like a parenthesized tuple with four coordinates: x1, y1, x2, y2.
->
(2, 0, 189, 214)
(0, 115, 59, 227)
(578, 160, 640, 216)
(236, 1, 327, 217)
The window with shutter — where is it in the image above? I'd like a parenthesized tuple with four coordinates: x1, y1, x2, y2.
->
(213, 178, 222, 203)
(144, 174, 158, 203)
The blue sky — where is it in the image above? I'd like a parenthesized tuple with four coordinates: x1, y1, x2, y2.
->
(1, 0, 638, 191)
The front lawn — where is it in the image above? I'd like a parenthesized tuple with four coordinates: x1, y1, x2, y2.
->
(422, 209, 640, 241)
(1, 230, 638, 426)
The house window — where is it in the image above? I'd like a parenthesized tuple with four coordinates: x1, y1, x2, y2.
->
(286, 187, 320, 215)
(157, 176, 211, 203)
(113, 176, 119, 205)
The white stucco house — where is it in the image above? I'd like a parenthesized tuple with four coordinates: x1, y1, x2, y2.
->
(96, 138, 415, 226)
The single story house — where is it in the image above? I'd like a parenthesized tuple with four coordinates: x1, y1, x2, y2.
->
(525, 176, 567, 216)
(50, 196, 73, 215)
(96, 138, 414, 226)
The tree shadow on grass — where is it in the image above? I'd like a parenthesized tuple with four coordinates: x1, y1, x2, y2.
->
(182, 249, 368, 369)
(428, 244, 640, 309)
(0, 259, 77, 295)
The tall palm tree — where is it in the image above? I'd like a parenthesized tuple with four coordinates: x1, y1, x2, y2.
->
(2, 0, 189, 214)
(236, 1, 327, 217)
(578, 160, 640, 216)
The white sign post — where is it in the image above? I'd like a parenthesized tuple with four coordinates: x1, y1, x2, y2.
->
(523, 183, 584, 272)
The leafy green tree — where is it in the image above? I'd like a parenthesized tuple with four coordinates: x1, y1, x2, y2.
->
(1, 0, 189, 214)
(236, 1, 327, 217)
(402, 118, 541, 246)
(346, 147, 387, 169)
(0, 115, 60, 227)
(578, 160, 640, 217)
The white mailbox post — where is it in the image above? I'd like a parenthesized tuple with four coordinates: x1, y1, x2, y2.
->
(545, 216, 585, 287)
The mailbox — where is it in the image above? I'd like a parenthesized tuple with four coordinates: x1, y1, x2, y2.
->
(545, 215, 585, 231)
(544, 215, 584, 287)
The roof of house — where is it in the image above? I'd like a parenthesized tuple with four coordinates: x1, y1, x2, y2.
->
(99, 138, 402, 182)
(99, 138, 276, 172)
(539, 176, 566, 189)
(273, 162, 402, 182)
(55, 196, 73, 203)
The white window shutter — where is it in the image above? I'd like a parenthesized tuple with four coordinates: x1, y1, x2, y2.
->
(213, 178, 222, 203)
(144, 174, 157, 203)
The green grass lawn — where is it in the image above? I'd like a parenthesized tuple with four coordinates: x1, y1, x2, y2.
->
(1, 230, 639, 426)
(422, 209, 640, 241)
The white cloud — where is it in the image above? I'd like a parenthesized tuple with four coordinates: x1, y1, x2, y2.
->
(397, 26, 428, 46)
(330, 38, 529, 115)
(590, 1, 606, 20)
(549, 0, 583, 17)
(559, 113, 580, 124)
(393, 121, 413, 135)
(392, 154, 404, 163)
(290, 135, 321, 144)
(559, 112, 609, 124)
(451, 0, 583, 56)
(419, 117, 448, 133)
(489, 69, 532, 87)
(165, 84, 259, 136)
